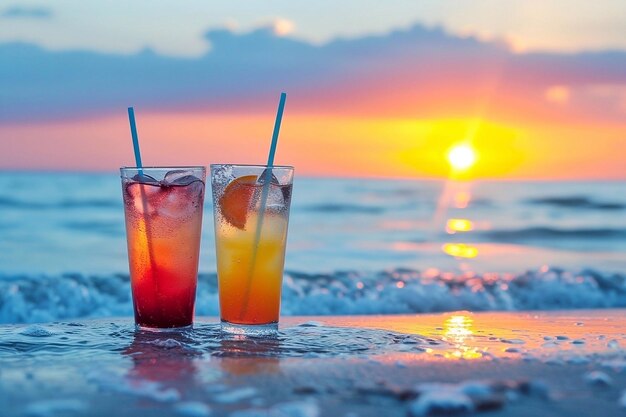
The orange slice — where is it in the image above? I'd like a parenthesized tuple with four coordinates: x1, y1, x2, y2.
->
(218, 175, 258, 229)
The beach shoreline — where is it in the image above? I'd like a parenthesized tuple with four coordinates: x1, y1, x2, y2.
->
(1, 310, 625, 416)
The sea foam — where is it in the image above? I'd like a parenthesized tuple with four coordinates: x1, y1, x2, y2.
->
(0, 267, 624, 324)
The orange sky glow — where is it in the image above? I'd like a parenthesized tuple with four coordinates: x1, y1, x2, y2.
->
(2, 110, 624, 180)
(2, 19, 626, 181)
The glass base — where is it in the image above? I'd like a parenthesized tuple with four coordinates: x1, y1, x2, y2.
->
(135, 323, 193, 332)
(220, 320, 278, 337)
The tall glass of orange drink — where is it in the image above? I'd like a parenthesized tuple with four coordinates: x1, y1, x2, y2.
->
(210, 164, 294, 335)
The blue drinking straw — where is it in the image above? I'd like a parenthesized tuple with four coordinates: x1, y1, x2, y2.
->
(127, 107, 143, 173)
(259, 92, 286, 186)
(126, 106, 160, 310)
(239, 92, 287, 319)
(267, 92, 286, 167)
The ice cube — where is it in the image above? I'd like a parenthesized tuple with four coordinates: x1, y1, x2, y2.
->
(126, 182, 161, 215)
(254, 169, 284, 210)
(256, 169, 280, 185)
(256, 169, 291, 201)
(255, 183, 285, 211)
(163, 170, 199, 185)
(281, 184, 292, 202)
(170, 175, 202, 186)
(132, 173, 159, 184)
(211, 165, 235, 186)
(158, 181, 204, 219)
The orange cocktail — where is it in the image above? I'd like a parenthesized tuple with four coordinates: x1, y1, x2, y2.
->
(211, 165, 293, 332)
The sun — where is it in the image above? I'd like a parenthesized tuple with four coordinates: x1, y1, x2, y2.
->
(447, 143, 477, 171)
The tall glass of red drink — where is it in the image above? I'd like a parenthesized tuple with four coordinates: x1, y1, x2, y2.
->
(120, 166, 205, 330)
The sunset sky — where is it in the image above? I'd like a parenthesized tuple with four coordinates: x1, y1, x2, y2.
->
(1, 1, 625, 179)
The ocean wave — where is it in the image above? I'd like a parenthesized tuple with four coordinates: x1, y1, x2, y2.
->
(347, 186, 424, 197)
(526, 196, 625, 210)
(481, 227, 626, 241)
(0, 197, 119, 210)
(62, 221, 125, 236)
(1, 268, 624, 324)
(302, 204, 385, 214)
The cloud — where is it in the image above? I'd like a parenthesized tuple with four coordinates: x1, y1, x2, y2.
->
(1, 6, 52, 19)
(273, 18, 295, 37)
(545, 86, 570, 104)
(0, 23, 625, 124)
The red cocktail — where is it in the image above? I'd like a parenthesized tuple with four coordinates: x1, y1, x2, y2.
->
(121, 167, 205, 330)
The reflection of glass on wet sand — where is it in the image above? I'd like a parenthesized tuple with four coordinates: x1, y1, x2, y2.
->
(215, 334, 281, 375)
(122, 331, 202, 384)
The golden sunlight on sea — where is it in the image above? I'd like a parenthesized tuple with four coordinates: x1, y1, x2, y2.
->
(440, 314, 483, 360)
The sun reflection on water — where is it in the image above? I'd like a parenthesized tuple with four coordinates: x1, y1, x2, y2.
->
(441, 314, 483, 360)
(442, 243, 478, 258)
(440, 180, 480, 261)
(446, 218, 474, 234)
(453, 191, 471, 209)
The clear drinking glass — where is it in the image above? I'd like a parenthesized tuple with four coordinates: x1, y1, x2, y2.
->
(210, 164, 294, 335)
(120, 166, 206, 330)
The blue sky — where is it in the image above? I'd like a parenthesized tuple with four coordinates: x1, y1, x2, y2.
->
(2, 23, 626, 124)
(1, 1, 626, 57)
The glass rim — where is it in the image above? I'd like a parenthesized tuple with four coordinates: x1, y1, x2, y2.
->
(120, 166, 206, 171)
(210, 163, 294, 170)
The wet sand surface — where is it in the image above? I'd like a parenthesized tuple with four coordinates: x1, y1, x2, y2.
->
(1, 310, 625, 416)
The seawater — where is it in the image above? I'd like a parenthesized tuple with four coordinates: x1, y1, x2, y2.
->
(0, 172, 625, 322)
